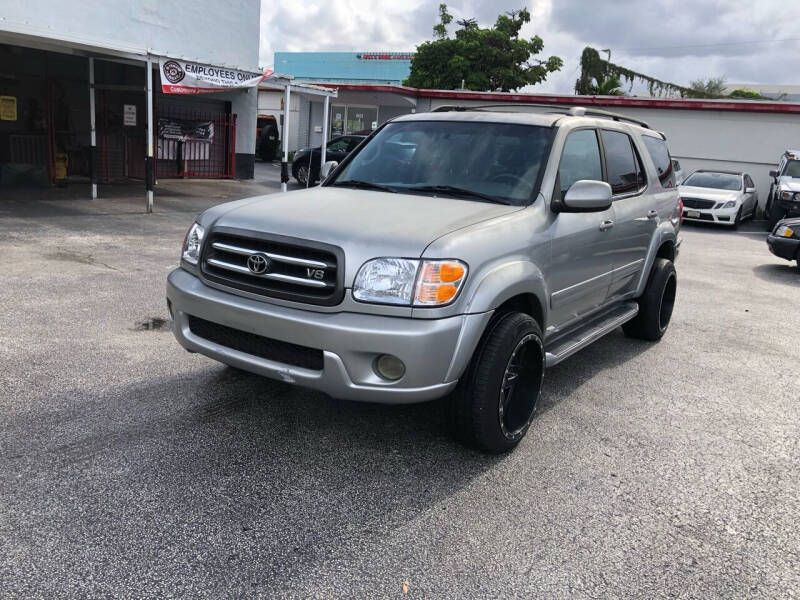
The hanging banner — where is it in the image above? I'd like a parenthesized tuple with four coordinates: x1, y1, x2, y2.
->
(158, 117, 214, 142)
(159, 58, 272, 94)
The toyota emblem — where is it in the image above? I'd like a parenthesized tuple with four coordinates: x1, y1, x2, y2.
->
(246, 253, 270, 274)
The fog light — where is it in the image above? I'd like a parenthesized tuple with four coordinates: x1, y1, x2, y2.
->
(375, 354, 405, 380)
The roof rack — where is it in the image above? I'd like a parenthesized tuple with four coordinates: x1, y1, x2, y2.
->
(431, 103, 651, 130)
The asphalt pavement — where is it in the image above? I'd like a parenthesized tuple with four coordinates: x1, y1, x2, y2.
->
(1, 178, 798, 599)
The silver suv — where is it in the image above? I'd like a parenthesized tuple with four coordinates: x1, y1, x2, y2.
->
(765, 149, 800, 228)
(167, 106, 682, 453)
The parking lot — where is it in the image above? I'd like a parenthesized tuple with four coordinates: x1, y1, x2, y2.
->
(1, 180, 799, 599)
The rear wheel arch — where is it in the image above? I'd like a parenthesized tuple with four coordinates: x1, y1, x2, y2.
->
(656, 240, 675, 262)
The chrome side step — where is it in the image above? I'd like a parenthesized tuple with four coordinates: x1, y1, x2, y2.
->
(544, 302, 639, 367)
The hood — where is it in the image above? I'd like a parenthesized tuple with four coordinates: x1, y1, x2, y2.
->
(678, 185, 740, 202)
(209, 187, 523, 283)
(777, 216, 800, 229)
(777, 177, 800, 193)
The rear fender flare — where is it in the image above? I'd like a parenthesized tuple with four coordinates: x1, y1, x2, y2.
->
(635, 224, 677, 296)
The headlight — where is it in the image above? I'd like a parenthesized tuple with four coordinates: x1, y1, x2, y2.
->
(353, 258, 419, 304)
(775, 225, 795, 238)
(721, 200, 737, 209)
(182, 222, 205, 265)
(353, 258, 468, 306)
(780, 190, 793, 200)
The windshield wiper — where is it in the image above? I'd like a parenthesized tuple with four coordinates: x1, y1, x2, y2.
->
(332, 180, 397, 193)
(403, 185, 509, 205)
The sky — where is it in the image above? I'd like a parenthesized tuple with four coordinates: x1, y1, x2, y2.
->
(259, 0, 800, 94)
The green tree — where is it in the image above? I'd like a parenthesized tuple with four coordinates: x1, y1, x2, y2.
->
(689, 76, 727, 97)
(587, 75, 625, 96)
(728, 88, 763, 99)
(404, 6, 563, 92)
(432, 4, 452, 40)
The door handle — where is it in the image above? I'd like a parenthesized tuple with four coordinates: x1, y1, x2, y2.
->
(599, 220, 614, 231)
(647, 210, 658, 219)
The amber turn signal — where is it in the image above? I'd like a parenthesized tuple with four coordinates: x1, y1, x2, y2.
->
(414, 260, 468, 306)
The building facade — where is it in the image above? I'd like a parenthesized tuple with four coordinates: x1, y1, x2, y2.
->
(0, 0, 262, 195)
(263, 52, 414, 152)
(274, 52, 413, 85)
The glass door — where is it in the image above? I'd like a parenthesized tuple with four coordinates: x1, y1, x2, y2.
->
(329, 105, 379, 137)
(330, 105, 346, 137)
(345, 106, 378, 134)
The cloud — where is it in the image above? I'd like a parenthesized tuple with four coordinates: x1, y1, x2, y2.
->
(259, 0, 800, 91)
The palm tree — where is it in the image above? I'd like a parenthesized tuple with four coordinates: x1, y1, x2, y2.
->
(588, 75, 625, 96)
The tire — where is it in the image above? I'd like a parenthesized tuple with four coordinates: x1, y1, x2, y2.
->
(295, 165, 309, 186)
(766, 198, 785, 230)
(449, 312, 545, 454)
(733, 206, 743, 228)
(622, 258, 677, 341)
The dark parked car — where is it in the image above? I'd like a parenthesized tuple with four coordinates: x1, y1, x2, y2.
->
(292, 135, 366, 185)
(256, 115, 280, 161)
(767, 217, 800, 270)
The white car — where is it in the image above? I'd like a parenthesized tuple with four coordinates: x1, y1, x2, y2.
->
(679, 170, 758, 227)
(672, 159, 684, 185)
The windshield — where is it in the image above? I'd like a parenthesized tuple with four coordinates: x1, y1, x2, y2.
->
(329, 120, 552, 205)
(782, 160, 800, 178)
(682, 172, 741, 190)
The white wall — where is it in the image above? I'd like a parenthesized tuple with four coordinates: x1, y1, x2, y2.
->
(1, 0, 260, 69)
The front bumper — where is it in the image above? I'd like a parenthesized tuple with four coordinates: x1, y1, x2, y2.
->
(167, 268, 492, 403)
(776, 197, 800, 213)
(682, 206, 739, 225)
(766, 235, 800, 262)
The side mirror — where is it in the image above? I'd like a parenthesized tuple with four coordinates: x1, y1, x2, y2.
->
(560, 180, 613, 212)
(769, 170, 778, 178)
(745, 187, 756, 194)
(320, 160, 338, 181)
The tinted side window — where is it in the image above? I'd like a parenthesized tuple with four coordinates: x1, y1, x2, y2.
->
(558, 129, 602, 196)
(642, 136, 675, 188)
(745, 175, 754, 188)
(602, 130, 644, 195)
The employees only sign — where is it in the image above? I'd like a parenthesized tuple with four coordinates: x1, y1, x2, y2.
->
(159, 58, 273, 94)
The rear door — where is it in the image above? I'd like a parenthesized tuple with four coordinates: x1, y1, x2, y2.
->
(601, 129, 655, 300)
(548, 128, 616, 329)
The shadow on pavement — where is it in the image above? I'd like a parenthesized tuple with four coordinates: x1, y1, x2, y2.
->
(3, 360, 501, 592)
(752, 262, 800, 286)
(537, 328, 653, 417)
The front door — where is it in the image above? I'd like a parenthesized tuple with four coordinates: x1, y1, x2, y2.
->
(548, 129, 615, 332)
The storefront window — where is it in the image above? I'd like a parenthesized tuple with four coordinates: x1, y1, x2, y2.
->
(330, 105, 346, 137)
(329, 105, 378, 137)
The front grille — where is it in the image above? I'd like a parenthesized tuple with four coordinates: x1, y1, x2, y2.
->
(187, 314, 324, 371)
(682, 197, 716, 209)
(201, 228, 344, 306)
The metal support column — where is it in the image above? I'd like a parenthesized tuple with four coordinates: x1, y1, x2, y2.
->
(281, 83, 291, 193)
(320, 95, 329, 172)
(145, 58, 154, 213)
(89, 57, 97, 199)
